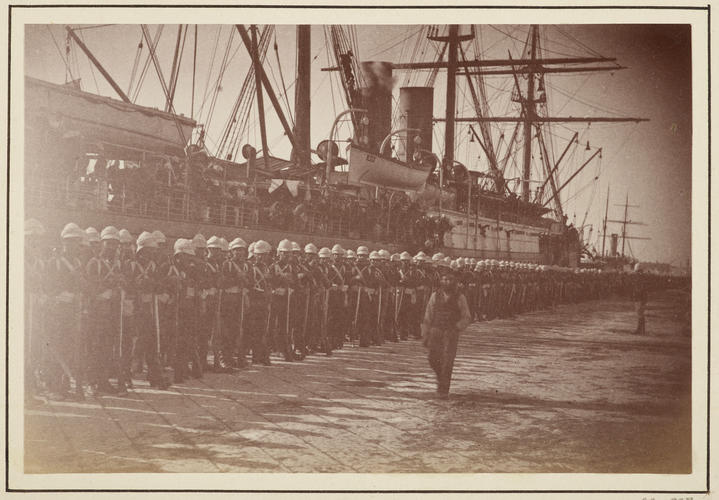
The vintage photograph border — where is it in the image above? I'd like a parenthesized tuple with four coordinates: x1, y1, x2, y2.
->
(4, 2, 711, 495)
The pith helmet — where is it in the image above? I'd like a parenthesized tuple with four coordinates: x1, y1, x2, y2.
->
(85, 227, 100, 243)
(356, 246, 369, 256)
(277, 239, 293, 253)
(400, 251, 412, 261)
(118, 228, 133, 244)
(378, 249, 390, 260)
(207, 236, 222, 249)
(61, 222, 84, 240)
(318, 247, 331, 259)
(136, 231, 158, 251)
(152, 230, 166, 244)
(304, 243, 318, 254)
(331, 244, 344, 255)
(100, 226, 120, 241)
(254, 240, 272, 255)
(192, 233, 207, 249)
(173, 238, 195, 256)
(229, 237, 248, 251)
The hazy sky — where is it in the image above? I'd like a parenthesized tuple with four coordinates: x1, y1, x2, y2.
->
(24, 24, 692, 265)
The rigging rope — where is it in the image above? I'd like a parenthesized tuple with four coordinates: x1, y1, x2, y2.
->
(131, 25, 163, 102)
(126, 33, 144, 95)
(273, 32, 295, 130)
(46, 26, 74, 83)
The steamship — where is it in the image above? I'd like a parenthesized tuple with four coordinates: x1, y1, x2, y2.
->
(24, 24, 646, 263)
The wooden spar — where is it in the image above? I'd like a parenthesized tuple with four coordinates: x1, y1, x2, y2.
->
(542, 148, 602, 208)
(601, 186, 609, 257)
(444, 25, 459, 170)
(436, 116, 648, 123)
(621, 192, 628, 256)
(65, 26, 131, 103)
(464, 65, 627, 76)
(322, 56, 618, 71)
(459, 43, 499, 177)
(236, 24, 299, 152)
(165, 24, 183, 113)
(536, 127, 563, 219)
(522, 26, 538, 203)
(250, 25, 271, 171)
(539, 131, 578, 194)
(295, 25, 311, 170)
(191, 25, 197, 120)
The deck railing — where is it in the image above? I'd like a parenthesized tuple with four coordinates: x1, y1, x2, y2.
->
(25, 178, 416, 246)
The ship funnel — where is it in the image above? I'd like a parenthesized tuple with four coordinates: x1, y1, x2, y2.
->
(397, 87, 434, 163)
(355, 61, 393, 154)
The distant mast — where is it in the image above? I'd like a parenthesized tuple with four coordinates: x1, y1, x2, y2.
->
(295, 25, 311, 170)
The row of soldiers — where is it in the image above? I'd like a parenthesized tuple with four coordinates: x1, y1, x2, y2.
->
(24, 219, 669, 401)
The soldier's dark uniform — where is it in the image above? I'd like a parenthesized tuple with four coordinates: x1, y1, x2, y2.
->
(248, 244, 273, 365)
(85, 235, 124, 392)
(25, 224, 47, 402)
(349, 253, 376, 348)
(219, 250, 249, 370)
(124, 234, 166, 387)
(270, 247, 297, 361)
(45, 226, 86, 398)
(326, 253, 349, 350)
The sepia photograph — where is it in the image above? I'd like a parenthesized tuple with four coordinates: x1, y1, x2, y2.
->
(5, 3, 710, 495)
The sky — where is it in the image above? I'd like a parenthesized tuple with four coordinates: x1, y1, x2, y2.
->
(24, 23, 692, 266)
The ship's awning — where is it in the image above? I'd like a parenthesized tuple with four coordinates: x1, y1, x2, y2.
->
(25, 76, 196, 159)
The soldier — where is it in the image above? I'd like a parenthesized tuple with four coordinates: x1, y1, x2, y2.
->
(171, 238, 200, 382)
(396, 251, 418, 341)
(349, 246, 376, 347)
(118, 229, 134, 262)
(45, 223, 87, 399)
(125, 231, 167, 388)
(85, 226, 125, 393)
(421, 259, 472, 399)
(193, 233, 214, 377)
(85, 227, 101, 259)
(247, 240, 273, 365)
(270, 239, 297, 361)
(25, 219, 47, 404)
(326, 244, 349, 350)
(218, 237, 250, 371)
(368, 251, 390, 345)
(316, 247, 337, 353)
(152, 230, 169, 266)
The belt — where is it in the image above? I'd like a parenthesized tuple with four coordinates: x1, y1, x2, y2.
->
(224, 286, 241, 294)
(200, 287, 217, 298)
(140, 293, 153, 303)
(273, 288, 292, 296)
(469, 284, 477, 288)
(363, 287, 376, 296)
(185, 287, 195, 298)
(97, 289, 115, 300)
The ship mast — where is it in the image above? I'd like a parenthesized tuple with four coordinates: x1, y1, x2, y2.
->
(601, 185, 609, 257)
(295, 25, 312, 170)
(522, 26, 538, 203)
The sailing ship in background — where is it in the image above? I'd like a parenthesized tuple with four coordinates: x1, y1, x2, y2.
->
(24, 24, 647, 265)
